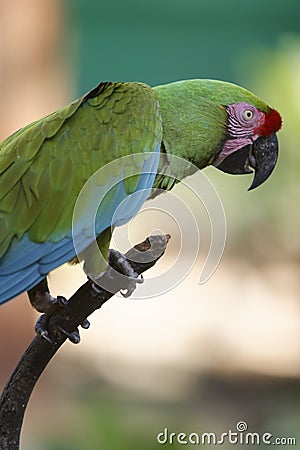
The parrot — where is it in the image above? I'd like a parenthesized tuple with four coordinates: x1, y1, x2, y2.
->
(0, 79, 282, 341)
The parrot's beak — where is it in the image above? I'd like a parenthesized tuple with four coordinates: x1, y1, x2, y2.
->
(215, 133, 279, 190)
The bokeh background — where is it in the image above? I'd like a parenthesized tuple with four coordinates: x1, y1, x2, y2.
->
(0, 0, 300, 448)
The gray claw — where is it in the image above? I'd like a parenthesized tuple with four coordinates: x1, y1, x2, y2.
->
(137, 274, 144, 284)
(81, 319, 90, 329)
(35, 314, 53, 343)
(57, 325, 81, 344)
(103, 249, 144, 297)
(40, 331, 53, 343)
(120, 288, 134, 298)
(57, 295, 68, 308)
(120, 274, 144, 298)
(34, 313, 86, 344)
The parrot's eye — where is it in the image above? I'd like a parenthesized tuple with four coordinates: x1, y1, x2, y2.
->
(243, 109, 254, 121)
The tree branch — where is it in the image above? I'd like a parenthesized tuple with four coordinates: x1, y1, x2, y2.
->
(0, 234, 170, 450)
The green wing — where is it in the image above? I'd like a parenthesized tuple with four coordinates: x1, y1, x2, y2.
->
(0, 82, 162, 257)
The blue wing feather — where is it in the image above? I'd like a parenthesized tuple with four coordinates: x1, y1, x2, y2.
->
(0, 145, 160, 304)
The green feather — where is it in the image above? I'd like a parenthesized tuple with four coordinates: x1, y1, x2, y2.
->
(0, 78, 274, 267)
(153, 79, 271, 182)
(0, 81, 162, 257)
(154, 81, 228, 170)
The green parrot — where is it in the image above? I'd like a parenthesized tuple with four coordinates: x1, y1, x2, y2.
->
(0, 79, 281, 339)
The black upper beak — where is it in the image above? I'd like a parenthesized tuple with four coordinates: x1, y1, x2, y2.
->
(215, 133, 279, 190)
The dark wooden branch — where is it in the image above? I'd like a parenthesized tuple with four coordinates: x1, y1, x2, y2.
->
(0, 234, 170, 450)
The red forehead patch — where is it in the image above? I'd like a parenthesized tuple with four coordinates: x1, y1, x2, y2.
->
(258, 108, 282, 137)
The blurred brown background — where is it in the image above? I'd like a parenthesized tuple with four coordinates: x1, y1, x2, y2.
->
(0, 0, 300, 448)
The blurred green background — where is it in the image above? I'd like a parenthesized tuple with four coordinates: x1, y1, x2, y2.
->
(0, 0, 300, 449)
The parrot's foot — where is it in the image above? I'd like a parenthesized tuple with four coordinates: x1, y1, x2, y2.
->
(93, 249, 144, 297)
(120, 273, 144, 298)
(29, 279, 90, 344)
(30, 290, 68, 315)
(35, 314, 90, 344)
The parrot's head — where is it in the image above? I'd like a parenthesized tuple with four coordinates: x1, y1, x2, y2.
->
(154, 79, 282, 190)
(214, 101, 282, 190)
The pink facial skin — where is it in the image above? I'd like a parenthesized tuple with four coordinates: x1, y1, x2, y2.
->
(214, 102, 282, 166)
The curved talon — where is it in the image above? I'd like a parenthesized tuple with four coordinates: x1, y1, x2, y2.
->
(38, 329, 53, 344)
(57, 325, 81, 344)
(120, 275, 143, 298)
(136, 274, 144, 284)
(97, 249, 145, 298)
(35, 314, 53, 343)
(120, 288, 133, 298)
(92, 282, 102, 294)
(56, 295, 68, 308)
(34, 313, 86, 344)
(81, 319, 90, 329)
